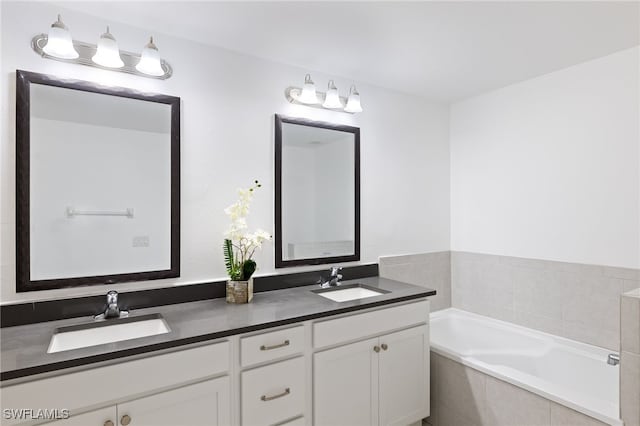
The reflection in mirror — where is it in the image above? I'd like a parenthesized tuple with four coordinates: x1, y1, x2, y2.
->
(16, 70, 180, 291)
(275, 115, 360, 267)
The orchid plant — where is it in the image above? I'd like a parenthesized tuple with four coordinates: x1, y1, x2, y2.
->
(223, 181, 271, 281)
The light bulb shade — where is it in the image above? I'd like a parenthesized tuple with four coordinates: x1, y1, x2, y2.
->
(298, 74, 318, 104)
(136, 37, 165, 76)
(42, 15, 79, 59)
(344, 85, 363, 113)
(322, 80, 342, 109)
(92, 27, 124, 68)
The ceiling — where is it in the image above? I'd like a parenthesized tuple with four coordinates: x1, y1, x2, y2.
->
(55, 1, 640, 102)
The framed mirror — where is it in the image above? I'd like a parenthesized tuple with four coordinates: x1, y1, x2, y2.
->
(274, 114, 360, 268)
(16, 70, 180, 292)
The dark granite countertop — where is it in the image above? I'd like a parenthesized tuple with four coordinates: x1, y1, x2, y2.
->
(0, 277, 435, 382)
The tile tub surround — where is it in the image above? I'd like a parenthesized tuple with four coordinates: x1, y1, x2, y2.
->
(379, 252, 451, 311)
(451, 251, 640, 350)
(621, 289, 640, 426)
(427, 352, 610, 426)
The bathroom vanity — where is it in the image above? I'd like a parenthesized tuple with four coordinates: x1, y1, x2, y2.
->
(0, 277, 434, 426)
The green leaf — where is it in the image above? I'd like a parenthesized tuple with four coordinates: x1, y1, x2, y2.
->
(242, 259, 257, 280)
(223, 239, 240, 279)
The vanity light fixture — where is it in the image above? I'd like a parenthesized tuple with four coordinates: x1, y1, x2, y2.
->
(32, 14, 173, 79)
(298, 74, 318, 104)
(136, 37, 165, 77)
(344, 85, 363, 113)
(322, 80, 343, 109)
(285, 75, 363, 114)
(92, 26, 124, 68)
(42, 15, 79, 59)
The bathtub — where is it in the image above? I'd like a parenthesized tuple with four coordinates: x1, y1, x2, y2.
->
(430, 308, 620, 425)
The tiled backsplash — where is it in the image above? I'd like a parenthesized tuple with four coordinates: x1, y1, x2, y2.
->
(379, 252, 451, 312)
(452, 251, 640, 351)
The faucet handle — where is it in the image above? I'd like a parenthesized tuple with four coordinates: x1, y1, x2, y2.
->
(330, 266, 343, 276)
(106, 290, 118, 304)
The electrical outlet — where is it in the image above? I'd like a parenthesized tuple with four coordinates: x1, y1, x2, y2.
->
(132, 236, 150, 247)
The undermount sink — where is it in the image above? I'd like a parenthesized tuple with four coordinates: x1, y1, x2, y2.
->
(47, 314, 170, 354)
(312, 283, 390, 303)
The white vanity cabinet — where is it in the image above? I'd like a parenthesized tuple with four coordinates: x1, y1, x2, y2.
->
(44, 377, 230, 426)
(116, 376, 230, 426)
(42, 407, 116, 426)
(3, 298, 430, 426)
(2, 342, 231, 426)
(313, 300, 430, 426)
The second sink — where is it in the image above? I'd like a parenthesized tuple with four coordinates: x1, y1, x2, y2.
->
(312, 283, 390, 303)
(47, 314, 170, 353)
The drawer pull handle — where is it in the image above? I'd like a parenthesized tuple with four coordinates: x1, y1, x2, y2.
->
(120, 414, 131, 426)
(261, 387, 291, 401)
(260, 340, 290, 351)
(374, 345, 380, 353)
(381, 343, 388, 351)
(105, 421, 114, 426)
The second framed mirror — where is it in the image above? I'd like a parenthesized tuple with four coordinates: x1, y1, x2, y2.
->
(274, 114, 360, 268)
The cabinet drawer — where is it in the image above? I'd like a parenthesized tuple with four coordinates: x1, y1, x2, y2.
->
(313, 299, 429, 348)
(275, 416, 305, 426)
(241, 326, 304, 367)
(241, 357, 305, 426)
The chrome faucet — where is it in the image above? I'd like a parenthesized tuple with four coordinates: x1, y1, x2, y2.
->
(95, 290, 129, 320)
(318, 267, 343, 288)
(607, 353, 620, 366)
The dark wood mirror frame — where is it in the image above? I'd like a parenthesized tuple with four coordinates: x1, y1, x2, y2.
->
(15, 70, 181, 292)
(274, 114, 361, 268)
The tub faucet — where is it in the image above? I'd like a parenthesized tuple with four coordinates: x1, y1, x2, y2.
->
(318, 267, 343, 288)
(607, 353, 620, 366)
(94, 290, 129, 320)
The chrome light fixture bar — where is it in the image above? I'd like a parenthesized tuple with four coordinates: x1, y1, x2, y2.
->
(285, 74, 363, 114)
(34, 15, 170, 78)
(32, 33, 172, 79)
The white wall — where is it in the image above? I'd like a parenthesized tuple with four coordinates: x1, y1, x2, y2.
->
(450, 47, 640, 269)
(0, 2, 451, 303)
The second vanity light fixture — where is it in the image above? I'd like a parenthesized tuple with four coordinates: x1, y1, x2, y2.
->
(286, 74, 363, 114)
(32, 15, 172, 79)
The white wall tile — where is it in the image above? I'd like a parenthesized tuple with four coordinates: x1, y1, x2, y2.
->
(379, 252, 451, 312)
(452, 251, 639, 350)
(621, 291, 640, 354)
(483, 376, 550, 426)
(550, 402, 607, 426)
(620, 351, 640, 426)
(436, 354, 486, 421)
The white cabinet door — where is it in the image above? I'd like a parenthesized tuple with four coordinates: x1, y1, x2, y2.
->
(378, 325, 429, 426)
(43, 406, 116, 426)
(116, 376, 230, 426)
(313, 338, 378, 426)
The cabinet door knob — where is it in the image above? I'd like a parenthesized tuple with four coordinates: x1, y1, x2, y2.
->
(104, 421, 114, 426)
(381, 343, 388, 351)
(120, 415, 131, 426)
(373, 346, 380, 353)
